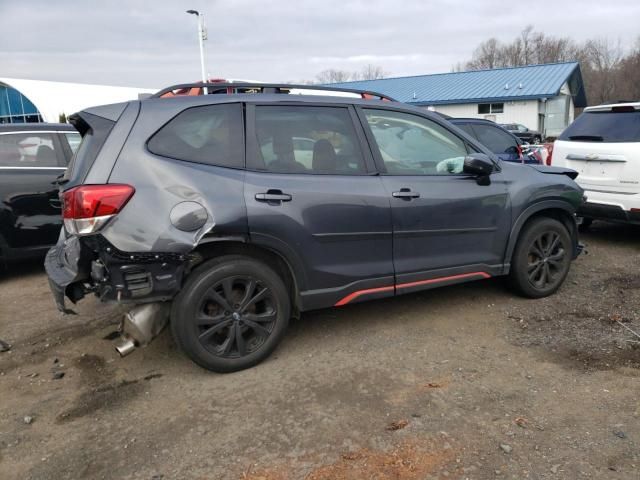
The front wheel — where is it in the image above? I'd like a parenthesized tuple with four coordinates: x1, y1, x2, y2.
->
(171, 256, 290, 373)
(507, 218, 572, 298)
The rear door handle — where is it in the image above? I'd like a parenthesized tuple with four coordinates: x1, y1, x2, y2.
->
(392, 188, 420, 199)
(255, 190, 292, 203)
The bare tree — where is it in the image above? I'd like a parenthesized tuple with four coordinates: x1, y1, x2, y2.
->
(466, 38, 502, 69)
(357, 64, 388, 80)
(315, 69, 353, 84)
(460, 27, 639, 105)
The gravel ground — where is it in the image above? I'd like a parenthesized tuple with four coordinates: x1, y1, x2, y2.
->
(0, 221, 638, 479)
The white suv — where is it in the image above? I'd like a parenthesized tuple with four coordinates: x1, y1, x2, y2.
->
(553, 101, 640, 226)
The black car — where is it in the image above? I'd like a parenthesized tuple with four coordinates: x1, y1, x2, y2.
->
(0, 123, 80, 265)
(45, 83, 583, 372)
(501, 123, 543, 144)
(448, 118, 539, 164)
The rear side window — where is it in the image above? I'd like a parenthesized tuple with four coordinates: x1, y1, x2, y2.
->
(148, 103, 244, 168)
(471, 124, 518, 154)
(0, 132, 61, 167)
(250, 106, 366, 174)
(559, 110, 640, 142)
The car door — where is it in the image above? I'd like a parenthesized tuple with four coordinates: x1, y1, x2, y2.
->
(243, 102, 394, 309)
(357, 107, 511, 293)
(0, 130, 67, 251)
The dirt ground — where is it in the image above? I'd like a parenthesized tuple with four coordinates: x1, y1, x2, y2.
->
(1, 222, 638, 480)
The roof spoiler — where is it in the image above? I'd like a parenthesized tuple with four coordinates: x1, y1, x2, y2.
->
(151, 82, 396, 102)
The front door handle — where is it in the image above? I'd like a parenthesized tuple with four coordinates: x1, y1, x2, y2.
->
(392, 188, 420, 200)
(255, 189, 292, 203)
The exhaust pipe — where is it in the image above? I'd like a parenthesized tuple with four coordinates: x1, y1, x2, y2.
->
(114, 302, 170, 357)
(114, 336, 136, 356)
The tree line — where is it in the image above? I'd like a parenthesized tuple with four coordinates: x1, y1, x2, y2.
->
(456, 26, 640, 106)
(310, 27, 639, 107)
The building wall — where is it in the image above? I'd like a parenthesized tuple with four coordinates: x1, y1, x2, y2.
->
(0, 78, 156, 123)
(427, 100, 541, 130)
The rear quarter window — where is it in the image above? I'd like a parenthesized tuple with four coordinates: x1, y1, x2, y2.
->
(147, 103, 244, 168)
(559, 110, 640, 142)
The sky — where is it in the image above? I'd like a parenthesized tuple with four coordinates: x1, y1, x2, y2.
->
(1, 0, 639, 89)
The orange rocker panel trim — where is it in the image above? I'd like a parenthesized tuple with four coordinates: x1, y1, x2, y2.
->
(334, 272, 491, 306)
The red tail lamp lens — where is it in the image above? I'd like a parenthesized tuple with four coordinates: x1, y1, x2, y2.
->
(63, 184, 135, 219)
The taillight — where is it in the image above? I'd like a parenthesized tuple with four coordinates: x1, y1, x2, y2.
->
(62, 184, 135, 235)
(516, 144, 523, 161)
(545, 143, 554, 165)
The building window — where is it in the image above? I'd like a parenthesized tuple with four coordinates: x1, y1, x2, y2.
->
(0, 85, 42, 124)
(478, 103, 504, 114)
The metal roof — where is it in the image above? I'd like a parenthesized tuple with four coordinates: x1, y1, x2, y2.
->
(327, 62, 587, 108)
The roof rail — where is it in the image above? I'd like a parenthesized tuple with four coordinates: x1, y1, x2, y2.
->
(151, 82, 396, 102)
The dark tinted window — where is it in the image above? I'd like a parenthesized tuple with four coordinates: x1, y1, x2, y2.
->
(252, 106, 366, 174)
(148, 103, 244, 167)
(472, 124, 518, 154)
(454, 123, 478, 138)
(478, 103, 504, 114)
(0, 132, 60, 167)
(559, 110, 640, 143)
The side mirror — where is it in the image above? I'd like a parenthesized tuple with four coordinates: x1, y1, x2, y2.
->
(463, 154, 494, 175)
(463, 154, 494, 185)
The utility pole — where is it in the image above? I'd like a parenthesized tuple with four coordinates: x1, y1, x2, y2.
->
(186, 10, 208, 86)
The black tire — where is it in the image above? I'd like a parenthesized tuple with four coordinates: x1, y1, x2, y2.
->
(508, 217, 572, 298)
(578, 217, 593, 231)
(171, 255, 290, 373)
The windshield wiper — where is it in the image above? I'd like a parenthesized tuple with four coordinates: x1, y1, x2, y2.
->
(568, 135, 604, 142)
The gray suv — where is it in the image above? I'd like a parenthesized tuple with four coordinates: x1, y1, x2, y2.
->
(45, 83, 584, 372)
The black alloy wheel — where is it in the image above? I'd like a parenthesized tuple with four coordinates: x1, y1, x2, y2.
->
(508, 217, 572, 298)
(526, 231, 567, 290)
(171, 256, 290, 372)
(196, 276, 277, 358)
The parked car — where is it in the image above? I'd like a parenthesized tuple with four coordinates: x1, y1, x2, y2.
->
(45, 83, 583, 373)
(501, 123, 543, 144)
(552, 101, 640, 227)
(449, 118, 539, 164)
(0, 123, 80, 264)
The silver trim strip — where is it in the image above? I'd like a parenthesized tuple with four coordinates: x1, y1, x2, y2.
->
(0, 131, 71, 135)
(0, 166, 66, 170)
(566, 154, 626, 162)
(584, 188, 638, 195)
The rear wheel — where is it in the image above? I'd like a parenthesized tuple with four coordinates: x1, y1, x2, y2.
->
(508, 217, 572, 298)
(171, 256, 290, 372)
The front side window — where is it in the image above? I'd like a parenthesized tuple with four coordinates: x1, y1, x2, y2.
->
(472, 124, 518, 154)
(363, 109, 468, 175)
(148, 103, 244, 168)
(252, 106, 366, 174)
(0, 133, 59, 167)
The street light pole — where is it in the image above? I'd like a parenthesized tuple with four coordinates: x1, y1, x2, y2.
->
(186, 10, 207, 85)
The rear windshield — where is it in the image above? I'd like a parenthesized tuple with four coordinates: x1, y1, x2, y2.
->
(559, 110, 640, 143)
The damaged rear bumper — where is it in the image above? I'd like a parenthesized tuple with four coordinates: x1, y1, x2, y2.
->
(45, 232, 189, 313)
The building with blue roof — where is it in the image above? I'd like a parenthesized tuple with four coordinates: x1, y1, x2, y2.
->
(329, 62, 586, 138)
